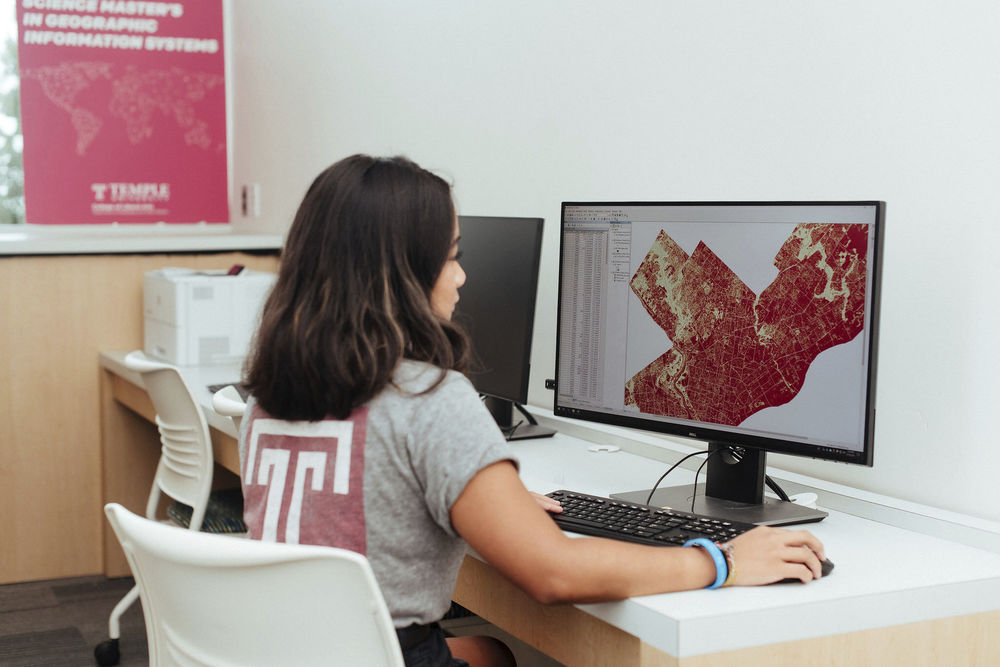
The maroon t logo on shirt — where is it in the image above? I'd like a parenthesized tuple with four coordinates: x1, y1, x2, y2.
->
(242, 405, 368, 555)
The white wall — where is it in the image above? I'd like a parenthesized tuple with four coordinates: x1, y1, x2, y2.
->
(229, 1, 1000, 522)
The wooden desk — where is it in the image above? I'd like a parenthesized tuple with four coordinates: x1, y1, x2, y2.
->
(99, 351, 1000, 666)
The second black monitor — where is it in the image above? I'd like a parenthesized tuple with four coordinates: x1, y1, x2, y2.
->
(455, 215, 554, 440)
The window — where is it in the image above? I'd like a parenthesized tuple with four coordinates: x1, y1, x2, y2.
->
(0, 2, 23, 225)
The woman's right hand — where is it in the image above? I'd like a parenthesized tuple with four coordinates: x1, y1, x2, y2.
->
(724, 526, 827, 585)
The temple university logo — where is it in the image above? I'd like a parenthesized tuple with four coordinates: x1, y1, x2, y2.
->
(242, 408, 368, 554)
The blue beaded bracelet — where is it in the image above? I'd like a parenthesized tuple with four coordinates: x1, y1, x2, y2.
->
(683, 537, 728, 589)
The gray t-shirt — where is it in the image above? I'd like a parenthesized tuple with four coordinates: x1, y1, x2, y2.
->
(239, 360, 516, 626)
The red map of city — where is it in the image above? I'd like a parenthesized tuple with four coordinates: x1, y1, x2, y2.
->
(625, 223, 868, 426)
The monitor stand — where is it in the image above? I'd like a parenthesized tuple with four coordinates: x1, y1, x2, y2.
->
(484, 396, 556, 441)
(611, 443, 827, 526)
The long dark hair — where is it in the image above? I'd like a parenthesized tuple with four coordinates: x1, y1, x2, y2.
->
(245, 154, 470, 420)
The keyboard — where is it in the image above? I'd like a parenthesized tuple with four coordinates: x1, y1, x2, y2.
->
(546, 490, 755, 546)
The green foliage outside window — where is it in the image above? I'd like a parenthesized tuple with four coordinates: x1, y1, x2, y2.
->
(0, 6, 23, 225)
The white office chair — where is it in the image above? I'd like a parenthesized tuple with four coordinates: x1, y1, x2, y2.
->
(96, 351, 245, 667)
(104, 503, 405, 667)
(211, 383, 247, 432)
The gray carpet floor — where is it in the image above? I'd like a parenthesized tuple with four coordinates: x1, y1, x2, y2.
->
(0, 575, 148, 667)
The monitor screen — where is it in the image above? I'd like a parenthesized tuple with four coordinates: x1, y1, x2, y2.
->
(555, 201, 884, 524)
(455, 215, 554, 440)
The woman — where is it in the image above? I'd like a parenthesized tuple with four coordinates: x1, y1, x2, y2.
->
(241, 154, 827, 667)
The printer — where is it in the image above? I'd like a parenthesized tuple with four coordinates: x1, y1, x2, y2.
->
(143, 267, 277, 365)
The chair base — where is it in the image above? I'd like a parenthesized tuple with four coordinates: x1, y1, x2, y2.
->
(94, 637, 120, 666)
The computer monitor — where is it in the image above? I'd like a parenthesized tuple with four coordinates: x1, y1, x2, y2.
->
(554, 201, 884, 525)
(455, 215, 555, 440)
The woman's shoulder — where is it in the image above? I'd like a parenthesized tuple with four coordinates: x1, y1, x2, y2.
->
(392, 359, 473, 396)
(369, 360, 486, 432)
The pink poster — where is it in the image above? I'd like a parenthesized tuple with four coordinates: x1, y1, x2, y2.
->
(16, 1, 229, 224)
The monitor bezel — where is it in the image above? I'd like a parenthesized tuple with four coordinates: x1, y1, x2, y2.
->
(553, 200, 884, 468)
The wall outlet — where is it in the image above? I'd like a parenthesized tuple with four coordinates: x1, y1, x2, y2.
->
(240, 183, 261, 217)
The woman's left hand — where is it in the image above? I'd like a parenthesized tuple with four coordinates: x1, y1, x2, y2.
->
(531, 492, 563, 513)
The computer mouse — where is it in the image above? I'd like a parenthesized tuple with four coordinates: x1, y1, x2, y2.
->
(774, 558, 834, 584)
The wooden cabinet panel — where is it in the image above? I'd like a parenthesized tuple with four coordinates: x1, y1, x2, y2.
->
(0, 251, 278, 583)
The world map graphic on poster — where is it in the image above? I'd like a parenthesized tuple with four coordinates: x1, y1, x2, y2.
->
(20, 62, 225, 157)
(625, 223, 868, 426)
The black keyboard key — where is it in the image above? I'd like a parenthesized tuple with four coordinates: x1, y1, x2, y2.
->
(554, 515, 609, 531)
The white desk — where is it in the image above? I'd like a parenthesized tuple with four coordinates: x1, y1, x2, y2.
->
(99, 351, 1000, 666)
(509, 434, 1000, 660)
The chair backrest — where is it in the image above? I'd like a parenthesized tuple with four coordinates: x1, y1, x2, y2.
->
(104, 503, 405, 667)
(123, 351, 213, 529)
(211, 384, 247, 433)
